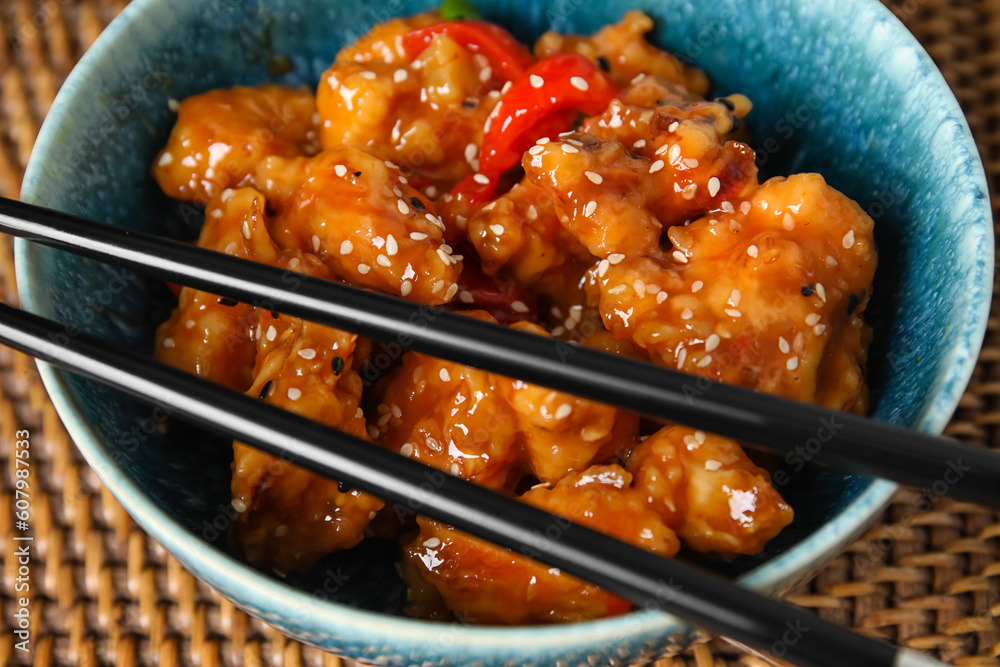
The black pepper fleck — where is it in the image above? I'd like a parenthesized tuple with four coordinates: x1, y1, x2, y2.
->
(461, 99, 476, 108)
(270, 309, 279, 319)
(338, 480, 350, 493)
(801, 284, 815, 297)
(847, 290, 866, 315)
(331, 356, 345, 375)
(353, 171, 362, 177)
(716, 97, 736, 110)
(218, 297, 238, 307)
(410, 196, 426, 210)
(259, 380, 273, 399)
(596, 55, 610, 72)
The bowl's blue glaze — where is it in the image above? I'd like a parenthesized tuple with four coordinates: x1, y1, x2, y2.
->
(15, 0, 991, 664)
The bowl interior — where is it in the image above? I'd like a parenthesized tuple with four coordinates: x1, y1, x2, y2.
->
(16, 0, 992, 663)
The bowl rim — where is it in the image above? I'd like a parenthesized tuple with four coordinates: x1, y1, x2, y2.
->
(14, 0, 991, 656)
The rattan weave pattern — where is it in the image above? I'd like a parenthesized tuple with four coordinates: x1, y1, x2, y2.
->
(0, 1, 997, 665)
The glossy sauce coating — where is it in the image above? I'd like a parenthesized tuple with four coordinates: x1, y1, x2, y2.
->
(147, 9, 885, 624)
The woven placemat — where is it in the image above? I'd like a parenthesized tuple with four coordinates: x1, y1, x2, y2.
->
(0, 0, 997, 665)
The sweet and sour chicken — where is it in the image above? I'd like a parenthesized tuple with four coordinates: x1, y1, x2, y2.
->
(152, 7, 876, 623)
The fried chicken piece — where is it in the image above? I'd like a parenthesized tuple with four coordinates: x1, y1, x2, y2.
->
(231, 311, 383, 574)
(523, 106, 756, 258)
(404, 465, 679, 624)
(371, 337, 526, 494)
(256, 148, 460, 304)
(533, 11, 709, 95)
(152, 85, 319, 203)
(592, 173, 876, 411)
(318, 20, 500, 188)
(629, 426, 793, 556)
(498, 321, 639, 483)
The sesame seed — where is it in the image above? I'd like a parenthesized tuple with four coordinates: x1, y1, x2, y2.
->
(814, 324, 827, 335)
(668, 121, 680, 132)
(608, 253, 625, 265)
(597, 259, 610, 277)
(697, 355, 713, 368)
(528, 144, 545, 155)
(668, 144, 682, 164)
(162, 338, 175, 348)
(708, 177, 721, 197)
(705, 334, 720, 352)
(479, 66, 492, 83)
(377, 254, 391, 267)
(398, 198, 411, 215)
(692, 281, 704, 293)
(464, 143, 478, 162)
(358, 263, 370, 274)
(681, 183, 698, 200)
(386, 235, 398, 256)
(400, 280, 412, 297)
(158, 152, 173, 166)
(486, 223, 504, 236)
(683, 158, 699, 169)
(394, 68, 408, 82)
(583, 200, 597, 217)
(704, 459, 722, 471)
(436, 248, 451, 264)
(561, 143, 579, 154)
(672, 250, 688, 263)
(816, 284, 827, 302)
(444, 283, 459, 301)
(266, 326, 277, 341)
(423, 537, 441, 548)
(555, 403, 573, 419)
(231, 499, 247, 512)
(826, 255, 839, 267)
(536, 137, 550, 145)
(607, 284, 627, 294)
(459, 290, 474, 303)
(786, 357, 799, 371)
(633, 139, 647, 149)
(287, 387, 302, 400)
(551, 326, 566, 336)
(298, 348, 317, 360)
(512, 300, 529, 313)
(526, 205, 538, 220)
(783, 213, 795, 230)
(747, 245, 759, 258)
(439, 368, 451, 382)
(432, 280, 444, 293)
(843, 230, 855, 248)
(185, 319, 195, 329)
(473, 173, 490, 184)
(311, 235, 321, 252)
(677, 348, 688, 369)
(530, 74, 544, 88)
(649, 159, 665, 174)
(570, 76, 589, 91)
(740, 201, 751, 215)
(385, 161, 399, 170)
(655, 144, 670, 156)
(805, 313, 821, 326)
(730, 289, 741, 306)
(720, 201, 735, 213)
(359, 70, 376, 80)
(681, 308, 693, 320)
(778, 336, 790, 353)
(585, 171, 603, 184)
(410, 232, 428, 241)
(241, 221, 251, 239)
(338, 240, 352, 255)
(400, 443, 414, 457)
(288, 257, 300, 268)
(657, 291, 668, 304)
(725, 308, 742, 318)
(181, 155, 197, 168)
(633, 279, 646, 297)
(334, 164, 347, 177)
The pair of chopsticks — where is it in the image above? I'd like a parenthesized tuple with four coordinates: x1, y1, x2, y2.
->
(0, 197, 986, 667)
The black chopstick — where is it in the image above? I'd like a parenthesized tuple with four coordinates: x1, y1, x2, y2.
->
(3, 197, 998, 510)
(0, 302, 944, 667)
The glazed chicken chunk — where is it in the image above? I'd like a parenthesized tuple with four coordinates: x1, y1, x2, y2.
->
(404, 465, 679, 624)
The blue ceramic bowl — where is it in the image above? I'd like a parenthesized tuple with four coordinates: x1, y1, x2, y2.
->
(16, 0, 992, 664)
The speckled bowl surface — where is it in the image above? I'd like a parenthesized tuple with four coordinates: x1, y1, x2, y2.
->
(15, 0, 992, 664)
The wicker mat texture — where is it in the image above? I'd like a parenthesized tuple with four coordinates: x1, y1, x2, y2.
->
(0, 0, 997, 665)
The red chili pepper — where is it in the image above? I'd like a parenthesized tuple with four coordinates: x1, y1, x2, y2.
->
(448, 172, 500, 207)
(402, 21, 534, 83)
(480, 54, 622, 174)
